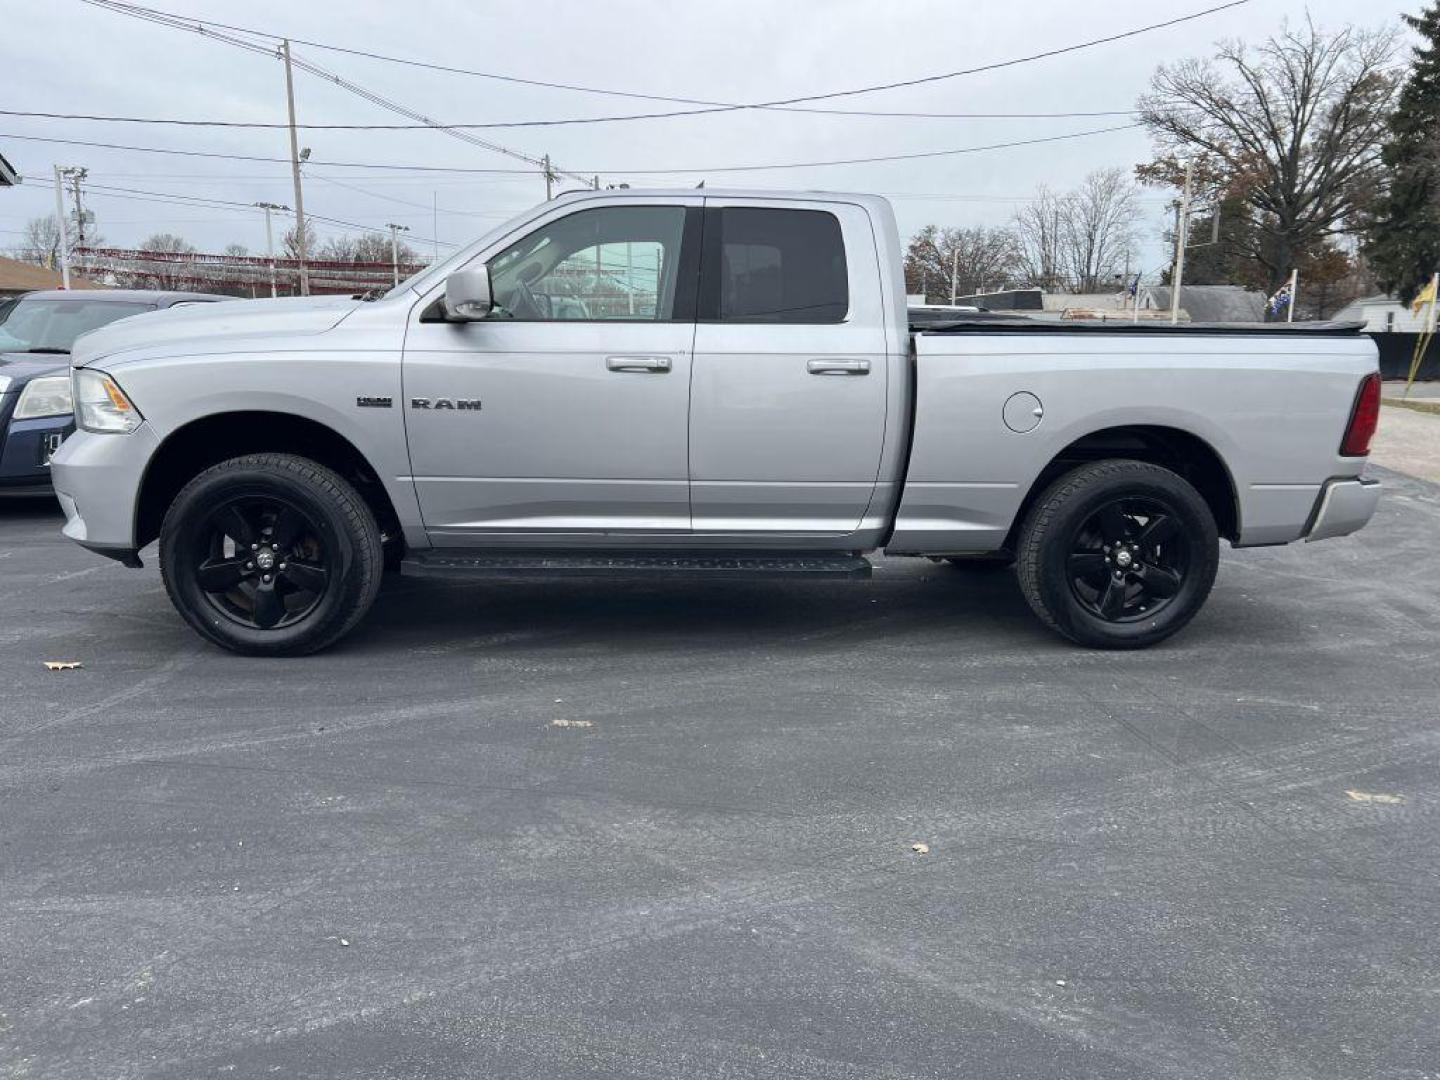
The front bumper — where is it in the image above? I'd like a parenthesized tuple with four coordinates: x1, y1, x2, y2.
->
(49, 423, 161, 564)
(0, 412, 74, 492)
(1305, 477, 1382, 542)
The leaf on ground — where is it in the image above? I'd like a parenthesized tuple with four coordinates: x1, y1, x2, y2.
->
(551, 719, 593, 729)
(43, 661, 82, 671)
(1345, 790, 1405, 804)
(910, 842, 930, 855)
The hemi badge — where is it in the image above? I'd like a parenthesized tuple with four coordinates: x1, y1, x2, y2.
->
(356, 396, 393, 408)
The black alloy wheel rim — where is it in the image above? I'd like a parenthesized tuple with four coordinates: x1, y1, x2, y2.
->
(193, 496, 331, 630)
(1066, 496, 1188, 623)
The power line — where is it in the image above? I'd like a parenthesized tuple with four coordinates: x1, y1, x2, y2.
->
(82, 182, 458, 246)
(0, 131, 530, 172)
(0, 123, 1143, 175)
(71, 0, 593, 187)
(76, 0, 1249, 121)
(309, 172, 511, 219)
(0, 106, 1142, 129)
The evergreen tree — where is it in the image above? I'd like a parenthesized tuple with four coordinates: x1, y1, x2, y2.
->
(1367, 4, 1440, 302)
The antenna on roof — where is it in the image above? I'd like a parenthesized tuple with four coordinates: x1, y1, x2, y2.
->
(696, 180, 705, 189)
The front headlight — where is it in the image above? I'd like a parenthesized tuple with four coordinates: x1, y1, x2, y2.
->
(14, 375, 74, 420)
(73, 369, 143, 434)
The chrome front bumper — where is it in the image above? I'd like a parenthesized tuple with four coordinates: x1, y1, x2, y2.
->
(1305, 477, 1382, 542)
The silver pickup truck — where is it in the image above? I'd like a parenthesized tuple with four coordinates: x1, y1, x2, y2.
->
(51, 188, 1382, 655)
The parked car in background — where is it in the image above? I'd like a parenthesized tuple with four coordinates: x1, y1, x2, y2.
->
(0, 289, 229, 496)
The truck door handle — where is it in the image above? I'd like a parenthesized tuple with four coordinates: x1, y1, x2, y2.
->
(606, 355, 672, 373)
(807, 359, 871, 375)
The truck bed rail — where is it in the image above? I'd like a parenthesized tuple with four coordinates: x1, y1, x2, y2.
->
(913, 316, 1367, 337)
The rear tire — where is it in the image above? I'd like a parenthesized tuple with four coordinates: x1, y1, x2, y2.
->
(159, 453, 383, 656)
(1015, 460, 1219, 649)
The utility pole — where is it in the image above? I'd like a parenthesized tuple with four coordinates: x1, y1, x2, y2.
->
(542, 155, 555, 200)
(949, 247, 959, 306)
(1169, 161, 1194, 326)
(52, 165, 71, 290)
(385, 223, 410, 287)
(281, 39, 310, 296)
(68, 168, 89, 244)
(255, 202, 289, 297)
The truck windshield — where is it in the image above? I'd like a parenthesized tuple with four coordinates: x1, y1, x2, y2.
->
(0, 297, 154, 353)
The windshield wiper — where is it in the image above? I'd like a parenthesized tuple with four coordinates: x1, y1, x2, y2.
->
(15, 347, 70, 354)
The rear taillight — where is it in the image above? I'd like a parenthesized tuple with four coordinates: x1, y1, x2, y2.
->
(1340, 372, 1381, 457)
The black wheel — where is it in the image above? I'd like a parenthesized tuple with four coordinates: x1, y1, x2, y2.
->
(159, 454, 383, 656)
(1016, 460, 1219, 649)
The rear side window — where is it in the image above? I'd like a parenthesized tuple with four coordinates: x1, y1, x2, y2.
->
(702, 208, 848, 324)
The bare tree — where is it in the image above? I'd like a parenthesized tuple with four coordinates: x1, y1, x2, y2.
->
(15, 215, 103, 271)
(1013, 185, 1066, 290)
(1060, 168, 1141, 292)
(282, 221, 318, 262)
(17, 216, 63, 268)
(121, 233, 201, 291)
(318, 232, 418, 267)
(903, 224, 1022, 302)
(1137, 17, 1399, 293)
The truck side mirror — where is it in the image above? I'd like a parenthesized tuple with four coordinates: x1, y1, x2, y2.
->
(444, 268, 493, 321)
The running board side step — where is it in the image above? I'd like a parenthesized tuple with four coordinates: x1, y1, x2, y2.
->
(401, 550, 873, 581)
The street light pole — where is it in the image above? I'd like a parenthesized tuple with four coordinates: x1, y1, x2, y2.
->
(281, 39, 310, 296)
(385, 223, 410, 287)
(255, 202, 290, 298)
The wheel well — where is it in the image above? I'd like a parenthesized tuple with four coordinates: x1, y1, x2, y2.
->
(1002, 425, 1240, 549)
(135, 412, 402, 550)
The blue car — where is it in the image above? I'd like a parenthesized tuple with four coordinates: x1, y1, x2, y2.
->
(0, 289, 227, 496)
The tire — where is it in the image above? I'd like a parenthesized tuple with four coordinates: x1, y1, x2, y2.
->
(159, 453, 383, 656)
(1015, 460, 1219, 649)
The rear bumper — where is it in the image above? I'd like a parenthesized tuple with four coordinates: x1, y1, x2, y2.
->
(49, 423, 160, 562)
(1305, 477, 1382, 542)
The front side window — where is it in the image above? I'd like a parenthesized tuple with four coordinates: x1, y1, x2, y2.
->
(485, 206, 688, 321)
(705, 208, 849, 324)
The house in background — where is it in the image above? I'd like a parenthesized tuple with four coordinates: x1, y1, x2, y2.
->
(1330, 294, 1431, 333)
(1139, 285, 1267, 323)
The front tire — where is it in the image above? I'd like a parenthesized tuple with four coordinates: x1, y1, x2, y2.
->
(1015, 460, 1219, 649)
(159, 453, 383, 656)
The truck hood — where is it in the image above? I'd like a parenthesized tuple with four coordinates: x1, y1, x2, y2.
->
(70, 294, 363, 369)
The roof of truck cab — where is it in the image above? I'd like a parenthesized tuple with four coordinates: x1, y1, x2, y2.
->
(551, 187, 889, 206)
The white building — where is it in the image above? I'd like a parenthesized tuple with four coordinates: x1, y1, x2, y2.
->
(1330, 294, 1432, 333)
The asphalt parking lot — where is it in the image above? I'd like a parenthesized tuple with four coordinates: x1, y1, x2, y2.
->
(3, 467, 1438, 1080)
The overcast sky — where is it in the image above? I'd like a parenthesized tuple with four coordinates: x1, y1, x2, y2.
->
(1, 0, 1417, 280)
